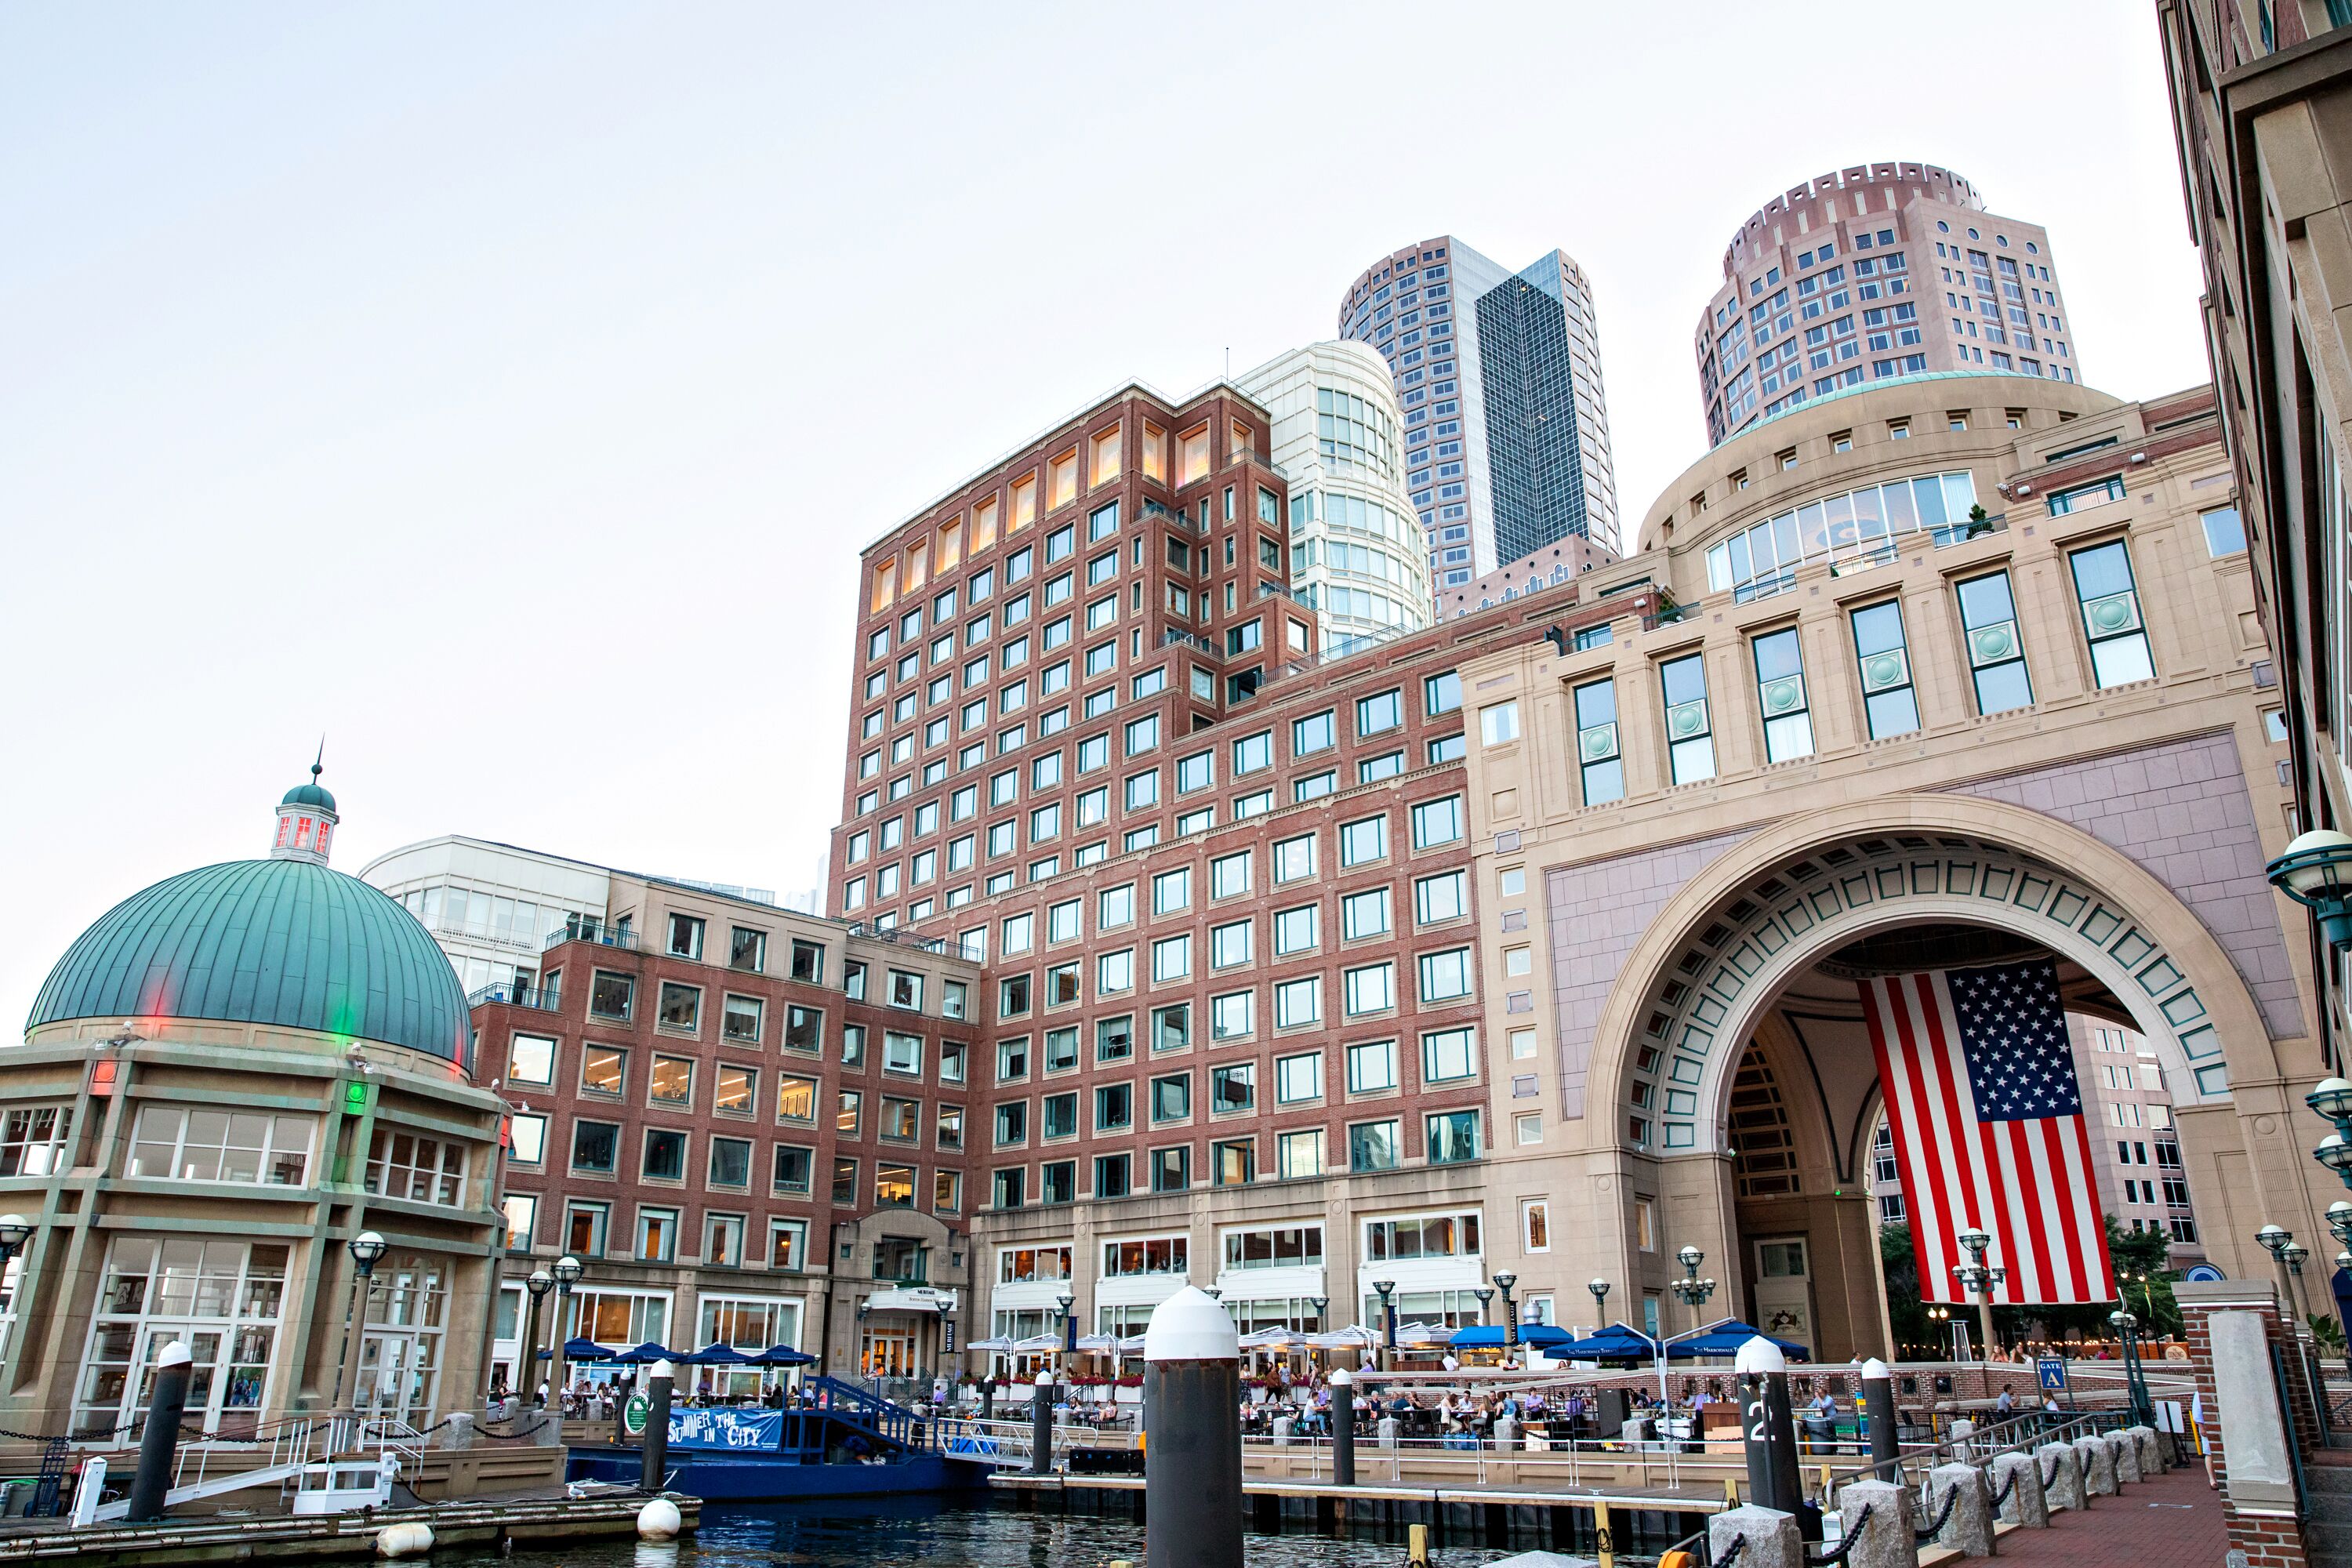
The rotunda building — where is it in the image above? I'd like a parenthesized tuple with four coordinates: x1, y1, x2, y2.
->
(9, 769, 505, 1441)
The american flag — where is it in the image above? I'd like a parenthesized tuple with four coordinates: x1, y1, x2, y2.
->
(1860, 959, 2116, 1306)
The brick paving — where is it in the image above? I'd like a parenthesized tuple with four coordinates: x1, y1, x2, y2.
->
(1989, 1462, 2230, 1567)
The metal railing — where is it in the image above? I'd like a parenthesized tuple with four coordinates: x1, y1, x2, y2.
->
(544, 924, 640, 952)
(466, 981, 562, 1011)
(1143, 499, 1207, 535)
(171, 1414, 319, 1497)
(1229, 1428, 1697, 1491)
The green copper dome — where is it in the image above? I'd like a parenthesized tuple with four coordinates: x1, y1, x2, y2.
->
(27, 859, 469, 1064)
(281, 782, 337, 812)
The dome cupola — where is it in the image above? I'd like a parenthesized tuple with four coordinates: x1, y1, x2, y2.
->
(26, 766, 470, 1065)
(271, 753, 339, 864)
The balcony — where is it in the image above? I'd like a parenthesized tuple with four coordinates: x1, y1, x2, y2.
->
(545, 924, 639, 953)
(466, 981, 562, 1011)
(1144, 498, 1206, 535)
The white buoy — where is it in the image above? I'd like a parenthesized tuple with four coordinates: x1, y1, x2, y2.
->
(373, 1521, 434, 1558)
(637, 1496, 682, 1541)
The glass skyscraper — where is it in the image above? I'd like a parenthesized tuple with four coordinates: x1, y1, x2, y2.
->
(1338, 237, 1621, 593)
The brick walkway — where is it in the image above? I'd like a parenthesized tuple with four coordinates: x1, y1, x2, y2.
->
(1987, 1462, 2229, 1567)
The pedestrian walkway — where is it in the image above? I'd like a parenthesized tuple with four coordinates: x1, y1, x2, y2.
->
(1987, 1462, 2226, 1567)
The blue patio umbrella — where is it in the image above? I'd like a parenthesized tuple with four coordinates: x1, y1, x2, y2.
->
(548, 1336, 615, 1361)
(615, 1341, 691, 1364)
(753, 1345, 816, 1367)
(1451, 1322, 1575, 1350)
(690, 1342, 754, 1365)
(1557, 1322, 1670, 1360)
(1674, 1319, 1809, 1360)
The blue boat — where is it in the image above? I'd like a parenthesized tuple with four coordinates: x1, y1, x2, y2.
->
(564, 1375, 996, 1501)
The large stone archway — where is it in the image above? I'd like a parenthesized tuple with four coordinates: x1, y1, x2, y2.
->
(1571, 794, 2313, 1352)
(1591, 795, 2271, 1154)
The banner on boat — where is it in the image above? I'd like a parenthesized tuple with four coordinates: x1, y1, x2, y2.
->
(669, 1407, 782, 1449)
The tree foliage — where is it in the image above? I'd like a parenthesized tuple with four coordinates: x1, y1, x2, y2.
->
(1879, 1214, 2177, 1354)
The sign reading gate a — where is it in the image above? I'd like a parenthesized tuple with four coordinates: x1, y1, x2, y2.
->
(2036, 1356, 2069, 1392)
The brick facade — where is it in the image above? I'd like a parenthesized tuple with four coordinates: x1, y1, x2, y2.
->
(2177, 1280, 2325, 1568)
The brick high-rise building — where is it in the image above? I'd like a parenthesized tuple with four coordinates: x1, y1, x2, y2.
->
(380, 838, 988, 1386)
(1338, 238, 1622, 587)
(826, 377, 1656, 1360)
(1694, 162, 2084, 446)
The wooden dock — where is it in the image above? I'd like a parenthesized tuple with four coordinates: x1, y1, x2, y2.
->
(993, 1466, 1719, 1558)
(0, 1491, 695, 1566)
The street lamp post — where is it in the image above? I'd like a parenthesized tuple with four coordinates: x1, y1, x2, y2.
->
(1952, 1227, 2000, 1361)
(2109, 1309, 2156, 1428)
(2285, 1242, 2313, 1326)
(548, 1254, 583, 1410)
(336, 1230, 389, 1422)
(2267, 830, 2352, 949)
(0, 1215, 31, 1330)
(1372, 1280, 1397, 1371)
(1587, 1278, 1611, 1329)
(1671, 1246, 1718, 1330)
(1493, 1272, 1519, 1352)
(1056, 1289, 1076, 1377)
(2259, 1224, 2303, 1322)
(520, 1269, 554, 1405)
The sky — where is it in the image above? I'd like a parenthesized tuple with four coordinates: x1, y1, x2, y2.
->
(0, 1, 2209, 1029)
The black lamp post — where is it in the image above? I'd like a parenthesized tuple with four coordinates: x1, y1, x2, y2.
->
(1307, 1294, 1329, 1334)
(548, 1252, 583, 1405)
(2109, 1308, 2156, 1427)
(338, 1230, 388, 1416)
(1473, 1287, 1494, 1327)
(2267, 829, 2352, 947)
(2259, 1223, 2307, 1323)
(1672, 1246, 1719, 1330)
(1373, 1279, 1397, 1370)
(0, 1215, 33, 1272)
(521, 1268, 554, 1403)
(1953, 1226, 2001, 1360)
(1056, 1288, 1076, 1373)
(1493, 1272, 1519, 1350)
(1587, 1278, 1610, 1327)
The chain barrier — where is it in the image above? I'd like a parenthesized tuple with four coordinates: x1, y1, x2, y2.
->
(1805, 1503, 1871, 1567)
(1987, 1467, 2018, 1507)
(1711, 1534, 1746, 1568)
(1912, 1479, 1959, 1542)
(0, 1418, 133, 1444)
(2039, 1454, 2061, 1490)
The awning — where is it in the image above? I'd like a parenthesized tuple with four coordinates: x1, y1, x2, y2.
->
(866, 1287, 958, 1314)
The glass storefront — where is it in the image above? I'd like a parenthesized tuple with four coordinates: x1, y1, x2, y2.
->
(357, 1253, 448, 1427)
(73, 1237, 285, 1439)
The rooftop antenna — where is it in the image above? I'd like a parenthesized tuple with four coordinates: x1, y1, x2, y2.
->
(313, 735, 325, 782)
(1225, 347, 1230, 379)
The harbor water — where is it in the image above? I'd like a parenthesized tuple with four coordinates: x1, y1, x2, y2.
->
(462, 1494, 1579, 1568)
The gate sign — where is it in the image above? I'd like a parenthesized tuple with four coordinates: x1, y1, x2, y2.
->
(670, 1407, 783, 1450)
(2036, 1356, 2069, 1392)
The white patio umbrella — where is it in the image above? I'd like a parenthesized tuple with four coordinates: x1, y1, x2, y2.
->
(1308, 1325, 1379, 1349)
